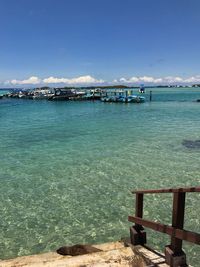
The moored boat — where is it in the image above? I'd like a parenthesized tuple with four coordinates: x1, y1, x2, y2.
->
(101, 95, 145, 103)
(125, 95, 145, 103)
(139, 85, 145, 93)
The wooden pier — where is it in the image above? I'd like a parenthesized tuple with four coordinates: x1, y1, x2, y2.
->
(129, 186, 200, 267)
(3, 88, 146, 103)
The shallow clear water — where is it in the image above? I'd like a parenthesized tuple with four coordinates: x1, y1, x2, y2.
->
(0, 87, 200, 265)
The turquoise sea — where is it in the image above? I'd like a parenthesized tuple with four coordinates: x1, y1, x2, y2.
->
(0, 87, 200, 265)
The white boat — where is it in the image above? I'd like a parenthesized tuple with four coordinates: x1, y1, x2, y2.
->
(124, 95, 145, 103)
(101, 95, 145, 103)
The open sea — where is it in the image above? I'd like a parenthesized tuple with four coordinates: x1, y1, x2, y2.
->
(0, 87, 200, 265)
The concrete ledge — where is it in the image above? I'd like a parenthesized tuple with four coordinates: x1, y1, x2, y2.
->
(1, 241, 192, 267)
(0, 246, 144, 267)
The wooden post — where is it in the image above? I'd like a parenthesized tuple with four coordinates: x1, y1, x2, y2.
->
(150, 91, 152, 102)
(125, 90, 128, 103)
(130, 193, 146, 245)
(135, 193, 143, 223)
(165, 192, 187, 266)
(171, 192, 185, 252)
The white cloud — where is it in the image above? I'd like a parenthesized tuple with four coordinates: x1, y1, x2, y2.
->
(43, 75, 104, 84)
(43, 77, 69, 84)
(67, 75, 104, 84)
(115, 75, 200, 84)
(154, 78, 163, 83)
(10, 76, 41, 85)
(5, 74, 200, 86)
(117, 76, 162, 84)
(139, 76, 155, 83)
(6, 75, 104, 86)
(164, 76, 183, 83)
(119, 77, 128, 83)
(117, 76, 161, 84)
(184, 76, 200, 83)
(129, 77, 139, 83)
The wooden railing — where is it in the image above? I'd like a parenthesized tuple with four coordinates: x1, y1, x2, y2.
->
(128, 187, 200, 267)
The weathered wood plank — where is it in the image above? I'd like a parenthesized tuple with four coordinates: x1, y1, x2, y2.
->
(132, 187, 200, 194)
(128, 216, 200, 245)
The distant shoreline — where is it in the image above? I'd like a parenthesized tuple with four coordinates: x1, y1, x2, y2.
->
(0, 84, 200, 91)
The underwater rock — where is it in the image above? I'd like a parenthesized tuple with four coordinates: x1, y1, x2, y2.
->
(57, 244, 102, 256)
(182, 139, 200, 149)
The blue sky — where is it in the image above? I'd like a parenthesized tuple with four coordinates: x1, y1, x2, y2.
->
(1, 0, 200, 86)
